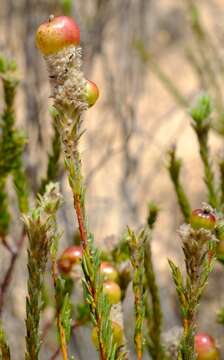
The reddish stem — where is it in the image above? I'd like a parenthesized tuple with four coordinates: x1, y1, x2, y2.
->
(73, 195, 106, 360)
(48, 320, 83, 360)
(2, 237, 15, 255)
(73, 194, 87, 249)
(49, 347, 60, 360)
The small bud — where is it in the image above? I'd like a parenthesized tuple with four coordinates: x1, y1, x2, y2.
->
(92, 321, 123, 348)
(84, 80, 99, 107)
(35, 15, 80, 55)
(195, 333, 220, 360)
(190, 207, 216, 231)
(103, 280, 121, 304)
(100, 262, 119, 282)
(190, 94, 212, 125)
(58, 245, 82, 274)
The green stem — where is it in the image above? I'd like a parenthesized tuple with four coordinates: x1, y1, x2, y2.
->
(183, 0, 224, 113)
(129, 229, 146, 360)
(0, 62, 29, 218)
(39, 120, 61, 195)
(0, 178, 10, 237)
(144, 236, 165, 360)
(0, 322, 10, 360)
(51, 258, 69, 360)
(167, 147, 191, 222)
(13, 166, 29, 214)
(197, 131, 219, 209)
(60, 116, 118, 360)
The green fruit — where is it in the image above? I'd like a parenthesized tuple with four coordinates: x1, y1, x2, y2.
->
(190, 208, 216, 230)
(100, 262, 119, 282)
(92, 321, 123, 349)
(103, 281, 121, 304)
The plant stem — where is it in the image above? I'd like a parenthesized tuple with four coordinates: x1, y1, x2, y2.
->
(39, 119, 61, 195)
(0, 178, 10, 237)
(167, 146, 191, 222)
(40, 37, 119, 359)
(73, 193, 88, 249)
(0, 322, 11, 360)
(0, 57, 29, 314)
(24, 184, 61, 360)
(197, 131, 219, 209)
(129, 228, 147, 360)
(144, 236, 165, 359)
(63, 134, 115, 360)
(49, 348, 60, 360)
(191, 95, 219, 210)
(183, 0, 224, 113)
(51, 258, 68, 360)
(0, 227, 26, 314)
(169, 221, 217, 359)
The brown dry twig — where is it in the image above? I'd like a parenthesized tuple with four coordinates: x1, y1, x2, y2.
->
(0, 227, 26, 314)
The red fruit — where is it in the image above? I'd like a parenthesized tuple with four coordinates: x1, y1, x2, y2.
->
(190, 208, 216, 231)
(85, 80, 99, 107)
(195, 333, 220, 360)
(92, 321, 123, 348)
(100, 262, 119, 282)
(35, 15, 80, 55)
(103, 280, 121, 304)
(58, 245, 82, 274)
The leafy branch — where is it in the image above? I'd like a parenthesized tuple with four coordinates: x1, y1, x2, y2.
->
(0, 322, 10, 360)
(169, 220, 217, 360)
(23, 183, 62, 360)
(0, 56, 29, 313)
(190, 94, 220, 210)
(64, 126, 120, 359)
(128, 227, 147, 360)
(144, 203, 168, 359)
(167, 146, 191, 222)
(37, 34, 122, 357)
(0, 56, 28, 236)
(50, 204, 73, 360)
(39, 108, 61, 195)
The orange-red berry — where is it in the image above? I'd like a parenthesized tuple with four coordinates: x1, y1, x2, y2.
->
(35, 15, 80, 55)
(58, 245, 82, 274)
(195, 333, 220, 360)
(103, 280, 121, 304)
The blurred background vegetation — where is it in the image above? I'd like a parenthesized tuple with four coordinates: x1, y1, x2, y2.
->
(0, 0, 224, 358)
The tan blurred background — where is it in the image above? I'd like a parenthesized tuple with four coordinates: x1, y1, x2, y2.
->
(0, 0, 224, 358)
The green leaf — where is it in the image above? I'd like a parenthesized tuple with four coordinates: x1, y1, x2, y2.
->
(61, 293, 72, 342)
